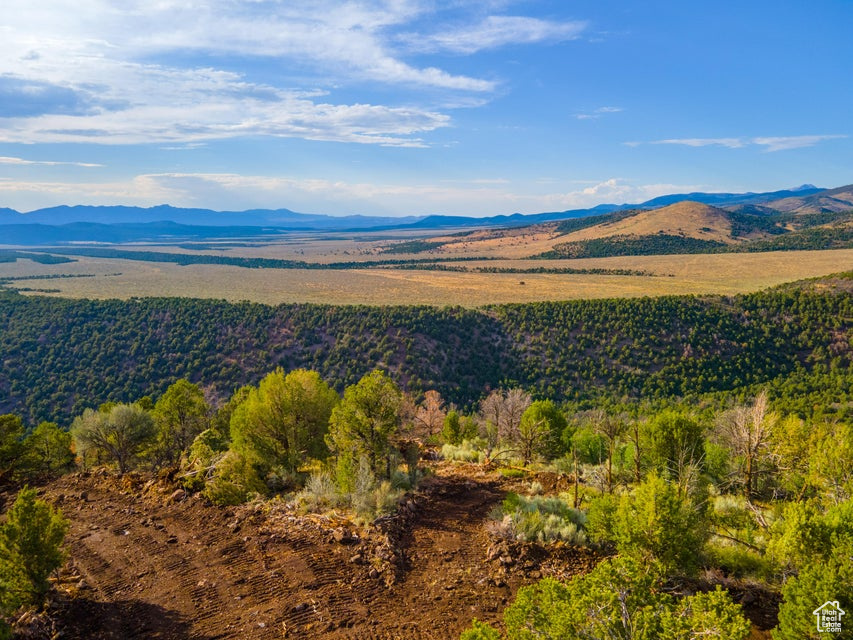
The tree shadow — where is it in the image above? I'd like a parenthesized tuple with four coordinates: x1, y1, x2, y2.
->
(52, 596, 217, 640)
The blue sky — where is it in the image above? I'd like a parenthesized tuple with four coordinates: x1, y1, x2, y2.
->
(0, 0, 850, 216)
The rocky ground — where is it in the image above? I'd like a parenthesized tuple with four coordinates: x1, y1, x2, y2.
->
(12, 461, 777, 639)
(25, 463, 596, 639)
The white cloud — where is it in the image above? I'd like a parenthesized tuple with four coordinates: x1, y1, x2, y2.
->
(654, 138, 746, 148)
(0, 62, 451, 145)
(0, 156, 102, 167)
(405, 15, 587, 54)
(751, 135, 847, 152)
(652, 135, 846, 152)
(0, 1, 586, 146)
(575, 106, 623, 120)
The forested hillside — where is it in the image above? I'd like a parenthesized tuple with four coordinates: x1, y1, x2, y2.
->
(2, 278, 852, 425)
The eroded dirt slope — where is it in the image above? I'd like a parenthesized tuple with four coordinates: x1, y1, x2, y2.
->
(43, 466, 599, 639)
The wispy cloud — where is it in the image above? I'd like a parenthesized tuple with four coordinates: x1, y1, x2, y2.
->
(575, 106, 623, 120)
(751, 135, 847, 152)
(404, 16, 587, 54)
(0, 156, 102, 167)
(651, 135, 846, 152)
(0, 1, 585, 146)
(0, 65, 451, 146)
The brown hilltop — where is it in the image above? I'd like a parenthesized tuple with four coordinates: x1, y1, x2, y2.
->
(557, 201, 737, 244)
(425, 200, 748, 258)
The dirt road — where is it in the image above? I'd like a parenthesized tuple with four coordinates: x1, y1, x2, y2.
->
(43, 466, 597, 640)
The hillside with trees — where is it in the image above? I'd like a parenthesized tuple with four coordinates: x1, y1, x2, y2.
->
(2, 277, 852, 426)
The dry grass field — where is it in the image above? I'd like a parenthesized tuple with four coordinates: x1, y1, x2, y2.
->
(3, 248, 853, 306)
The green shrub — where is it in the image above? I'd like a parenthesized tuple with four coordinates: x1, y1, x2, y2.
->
(0, 487, 68, 609)
(441, 438, 487, 463)
(460, 620, 501, 640)
(21, 422, 74, 477)
(203, 451, 266, 506)
(569, 426, 607, 464)
(773, 537, 853, 640)
(182, 428, 228, 492)
(497, 493, 587, 544)
(391, 468, 420, 490)
(612, 473, 706, 575)
(442, 410, 463, 445)
(499, 468, 526, 479)
(703, 543, 775, 581)
(350, 456, 377, 518)
(71, 404, 155, 474)
(767, 501, 833, 570)
(0, 415, 24, 482)
(584, 492, 619, 544)
(296, 470, 344, 512)
(461, 556, 750, 639)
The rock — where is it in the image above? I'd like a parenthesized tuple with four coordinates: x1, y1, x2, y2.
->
(349, 554, 364, 564)
(292, 602, 309, 613)
(168, 489, 186, 503)
(332, 528, 352, 543)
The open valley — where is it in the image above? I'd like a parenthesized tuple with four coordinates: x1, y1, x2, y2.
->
(2, 248, 853, 305)
(2, 3, 853, 638)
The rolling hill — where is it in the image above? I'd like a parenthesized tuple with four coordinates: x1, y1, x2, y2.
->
(413, 201, 797, 259)
(394, 188, 853, 259)
(554, 201, 740, 244)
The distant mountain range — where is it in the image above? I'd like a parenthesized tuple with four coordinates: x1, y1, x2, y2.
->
(1, 183, 850, 245)
(428, 185, 853, 259)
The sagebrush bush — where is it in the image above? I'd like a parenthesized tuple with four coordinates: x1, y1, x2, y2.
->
(441, 438, 486, 463)
(497, 492, 587, 544)
(296, 470, 344, 512)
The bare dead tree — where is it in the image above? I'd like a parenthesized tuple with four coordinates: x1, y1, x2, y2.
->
(477, 388, 531, 463)
(626, 419, 643, 484)
(715, 390, 777, 498)
(414, 390, 446, 438)
(501, 388, 532, 443)
(586, 409, 625, 494)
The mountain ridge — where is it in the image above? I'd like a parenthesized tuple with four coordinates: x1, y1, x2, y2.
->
(2, 184, 850, 245)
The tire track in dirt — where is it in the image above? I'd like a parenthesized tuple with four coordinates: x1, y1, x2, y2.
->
(45, 467, 597, 640)
(331, 473, 511, 640)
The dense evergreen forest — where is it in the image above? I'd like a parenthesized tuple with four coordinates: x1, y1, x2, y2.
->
(2, 275, 852, 426)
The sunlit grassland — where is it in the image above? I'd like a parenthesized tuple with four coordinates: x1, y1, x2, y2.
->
(2, 248, 852, 305)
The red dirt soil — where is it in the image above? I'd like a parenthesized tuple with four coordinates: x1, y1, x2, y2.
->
(40, 464, 599, 639)
(28, 463, 777, 639)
